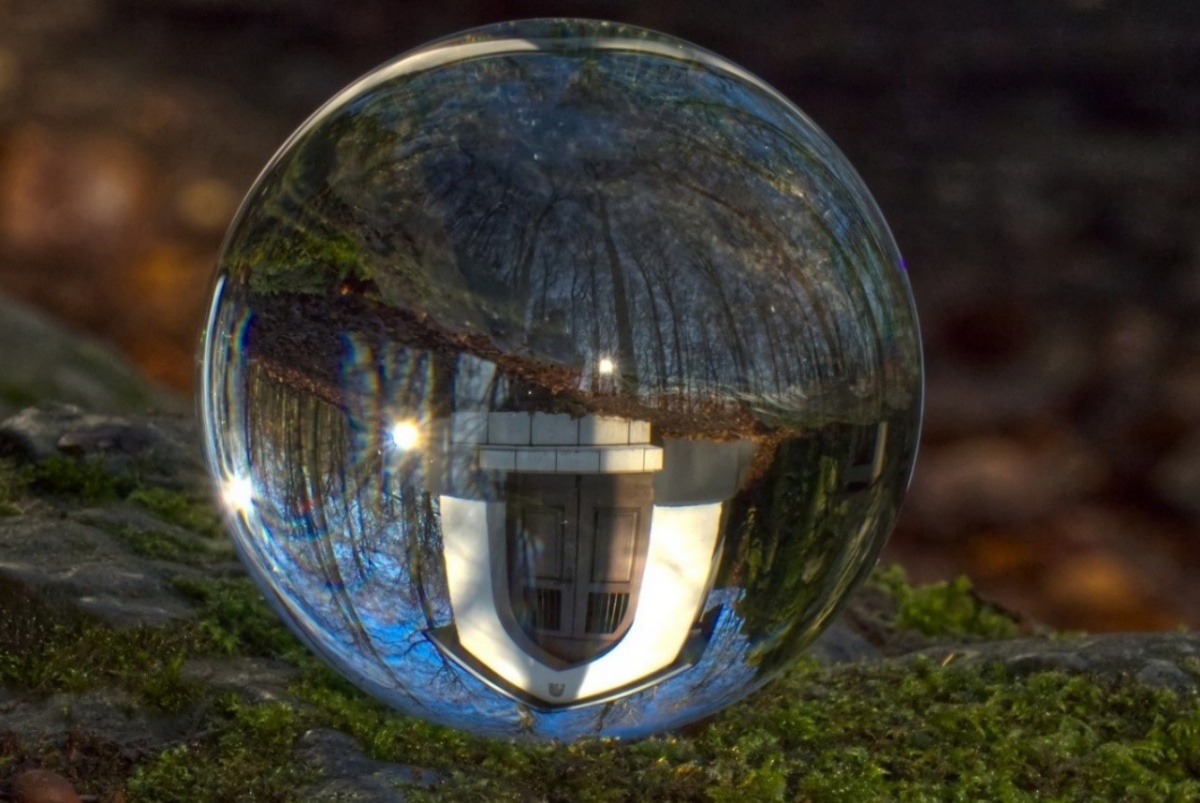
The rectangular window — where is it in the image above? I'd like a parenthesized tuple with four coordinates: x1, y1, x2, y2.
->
(585, 591, 630, 634)
(524, 586, 562, 631)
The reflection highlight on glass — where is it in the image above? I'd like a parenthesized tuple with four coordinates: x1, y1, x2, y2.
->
(221, 474, 254, 514)
(389, 420, 421, 452)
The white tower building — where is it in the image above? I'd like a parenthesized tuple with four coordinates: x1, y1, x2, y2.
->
(425, 411, 755, 709)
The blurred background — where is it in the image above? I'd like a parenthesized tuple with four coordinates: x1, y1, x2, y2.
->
(1, 0, 1197, 632)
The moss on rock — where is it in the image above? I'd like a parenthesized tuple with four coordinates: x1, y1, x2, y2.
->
(127, 486, 222, 539)
(2, 436, 1198, 800)
(19, 455, 132, 505)
(4, 549, 1200, 800)
(125, 696, 317, 803)
(871, 563, 1021, 640)
(0, 460, 22, 516)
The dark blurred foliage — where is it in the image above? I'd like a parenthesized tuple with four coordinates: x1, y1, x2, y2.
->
(1, 0, 1198, 631)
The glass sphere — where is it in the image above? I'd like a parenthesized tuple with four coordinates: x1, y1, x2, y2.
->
(199, 19, 922, 741)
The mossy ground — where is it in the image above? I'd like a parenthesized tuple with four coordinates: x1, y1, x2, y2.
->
(3, 453, 1200, 800)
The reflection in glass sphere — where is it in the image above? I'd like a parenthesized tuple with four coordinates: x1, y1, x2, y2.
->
(199, 19, 922, 741)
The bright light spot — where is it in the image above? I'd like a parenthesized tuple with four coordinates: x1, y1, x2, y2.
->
(598, 357, 615, 375)
(223, 475, 254, 513)
(390, 420, 421, 451)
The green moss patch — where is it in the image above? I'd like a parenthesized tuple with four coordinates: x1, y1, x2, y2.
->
(0, 573, 300, 712)
(126, 696, 316, 803)
(288, 658, 1197, 802)
(0, 459, 23, 516)
(19, 455, 135, 504)
(705, 657, 1200, 801)
(96, 524, 222, 566)
(127, 487, 222, 538)
(10, 455, 222, 538)
(1, 466, 1192, 803)
(872, 564, 1020, 640)
(171, 576, 304, 658)
(290, 660, 472, 769)
(0, 578, 199, 712)
(2, 577, 1198, 800)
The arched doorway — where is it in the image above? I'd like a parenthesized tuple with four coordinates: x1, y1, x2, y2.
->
(506, 473, 653, 664)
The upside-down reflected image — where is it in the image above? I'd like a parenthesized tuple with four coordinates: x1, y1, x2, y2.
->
(200, 19, 921, 740)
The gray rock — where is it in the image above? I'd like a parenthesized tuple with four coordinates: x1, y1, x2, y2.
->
(0, 295, 183, 421)
(0, 404, 206, 492)
(0, 510, 201, 628)
(1135, 659, 1195, 692)
(74, 504, 236, 565)
(0, 405, 229, 632)
(0, 403, 95, 459)
(0, 687, 194, 750)
(181, 656, 300, 705)
(296, 728, 438, 802)
(917, 632, 1200, 691)
(805, 619, 882, 666)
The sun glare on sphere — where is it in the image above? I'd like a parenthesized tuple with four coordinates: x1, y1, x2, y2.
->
(390, 420, 421, 451)
(222, 475, 254, 513)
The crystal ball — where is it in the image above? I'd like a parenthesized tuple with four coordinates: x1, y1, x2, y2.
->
(199, 19, 922, 741)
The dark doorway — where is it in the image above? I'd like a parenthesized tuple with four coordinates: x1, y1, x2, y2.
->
(506, 473, 653, 664)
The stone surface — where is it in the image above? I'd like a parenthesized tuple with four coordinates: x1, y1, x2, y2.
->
(920, 632, 1200, 693)
(0, 688, 193, 752)
(0, 403, 206, 492)
(805, 619, 882, 667)
(0, 404, 230, 629)
(0, 296, 182, 422)
(296, 729, 438, 802)
(0, 515, 200, 628)
(180, 656, 299, 705)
